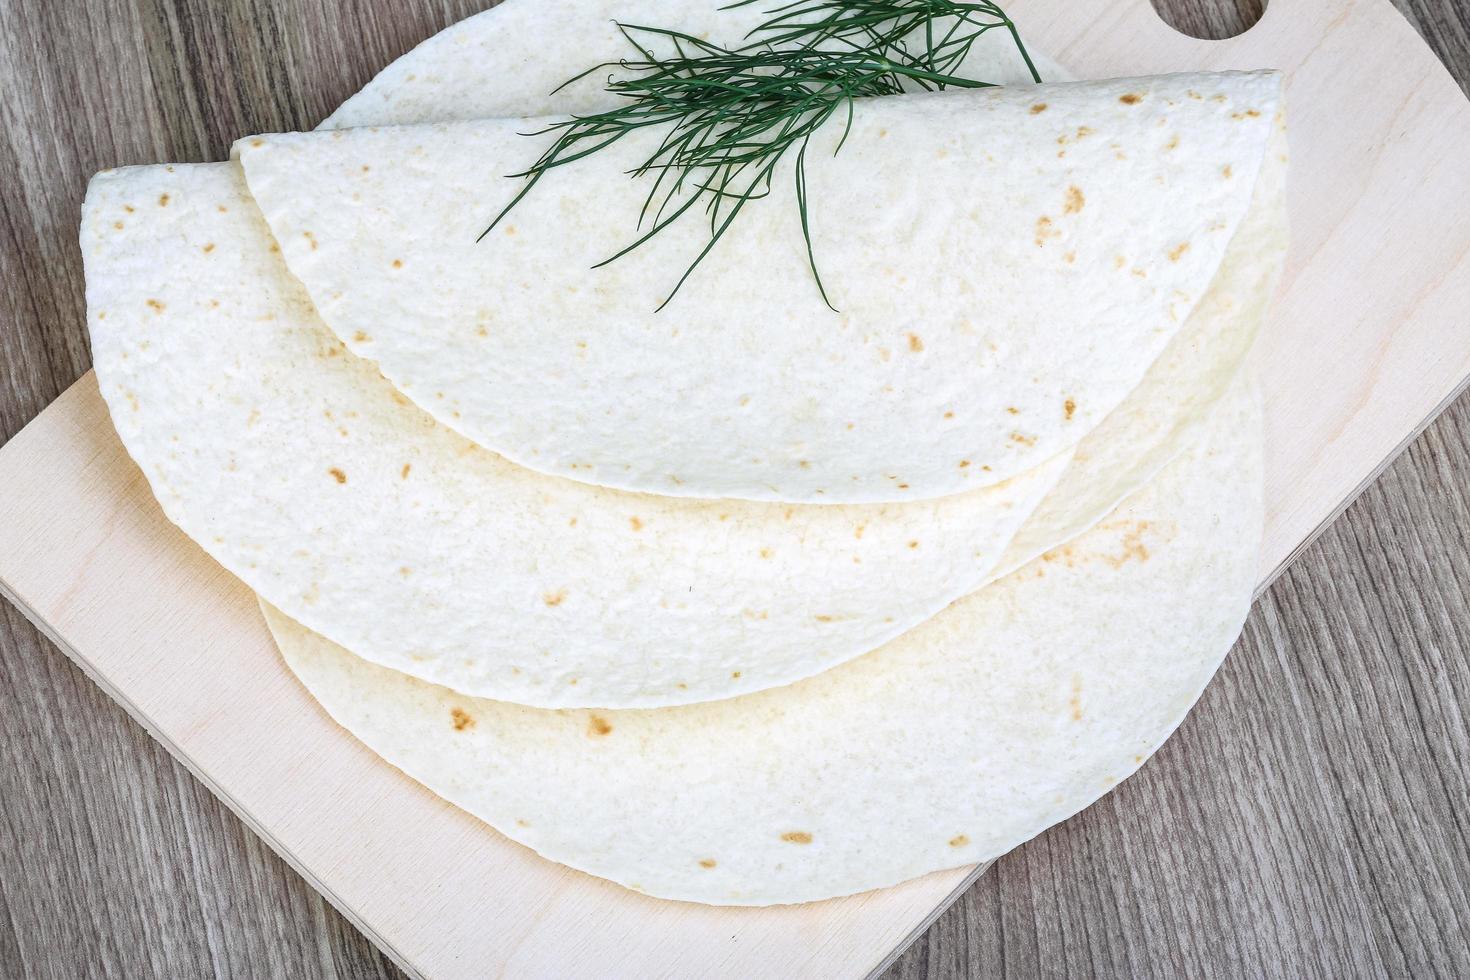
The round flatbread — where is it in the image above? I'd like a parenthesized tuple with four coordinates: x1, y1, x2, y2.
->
(267, 376, 1263, 905)
(242, 69, 1281, 503)
(83, 162, 1065, 709)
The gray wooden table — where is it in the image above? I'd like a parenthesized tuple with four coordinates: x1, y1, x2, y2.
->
(2, 1, 1467, 977)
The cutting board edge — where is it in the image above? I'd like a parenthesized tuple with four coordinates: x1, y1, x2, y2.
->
(1257, 369, 1470, 597)
(0, 553, 430, 980)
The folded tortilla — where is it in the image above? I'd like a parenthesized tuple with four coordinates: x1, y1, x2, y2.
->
(84, 160, 1070, 710)
(239, 71, 1281, 504)
(86, 24, 1089, 710)
(323, 0, 1285, 619)
(266, 375, 1263, 905)
(86, 4, 1282, 709)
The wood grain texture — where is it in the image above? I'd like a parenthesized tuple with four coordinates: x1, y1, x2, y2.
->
(0, 2, 1466, 979)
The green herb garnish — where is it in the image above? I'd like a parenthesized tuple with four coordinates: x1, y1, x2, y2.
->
(480, 1, 1040, 309)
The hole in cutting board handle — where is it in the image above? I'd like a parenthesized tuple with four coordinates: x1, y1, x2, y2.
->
(1150, 0, 1267, 39)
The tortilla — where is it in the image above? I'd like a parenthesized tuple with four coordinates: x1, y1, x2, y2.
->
(267, 375, 1263, 905)
(85, 19, 1089, 709)
(238, 71, 1281, 503)
(319, 0, 1286, 631)
(995, 116, 1287, 574)
(83, 163, 1066, 709)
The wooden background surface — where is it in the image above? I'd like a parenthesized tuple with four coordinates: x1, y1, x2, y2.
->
(1, 0, 1467, 976)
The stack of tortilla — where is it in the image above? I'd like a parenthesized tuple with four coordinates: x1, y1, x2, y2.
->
(81, 0, 1286, 905)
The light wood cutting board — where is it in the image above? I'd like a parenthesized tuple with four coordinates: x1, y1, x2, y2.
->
(1, 0, 1468, 977)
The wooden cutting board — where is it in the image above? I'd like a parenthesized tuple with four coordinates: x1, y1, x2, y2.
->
(1, 0, 1467, 976)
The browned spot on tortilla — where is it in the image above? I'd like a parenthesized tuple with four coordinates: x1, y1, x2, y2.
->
(1168, 242, 1191, 262)
(1034, 215, 1059, 247)
(113, 221, 124, 230)
(145, 299, 165, 314)
(352, 330, 370, 343)
(698, 858, 717, 869)
(1132, 267, 1148, 279)
(1006, 406, 1020, 416)
(629, 516, 644, 531)
(201, 242, 216, 254)
(1029, 103, 1048, 114)
(587, 714, 612, 736)
(853, 524, 866, 540)
(1187, 90, 1203, 100)
(1135, 755, 1145, 764)
(250, 138, 264, 147)
(814, 615, 834, 622)
(543, 589, 567, 607)
(392, 258, 403, 269)
(907, 332, 924, 352)
(451, 707, 475, 731)
(304, 231, 318, 251)
(1009, 432, 1037, 447)
(1222, 164, 1234, 179)
(959, 460, 971, 468)
(897, 483, 909, 489)
(1064, 186, 1085, 215)
(780, 831, 813, 844)
(1064, 398, 1077, 420)
(1232, 109, 1262, 120)
(943, 410, 954, 419)
(1120, 93, 1142, 105)
(1064, 251, 1076, 264)
(398, 463, 411, 479)
(798, 460, 811, 469)
(515, 818, 530, 827)
(269, 243, 280, 253)
(1070, 676, 1083, 720)
(1114, 255, 1127, 270)
(949, 835, 970, 848)
(398, 566, 411, 577)
(217, 205, 228, 213)
(1107, 521, 1154, 568)
(158, 194, 170, 207)
(731, 671, 742, 679)
(760, 547, 773, 559)
(504, 225, 517, 235)
(328, 467, 347, 484)
(1165, 134, 1180, 151)
(568, 678, 578, 686)
(1077, 126, 1093, 138)
(878, 128, 888, 138)
(908, 540, 919, 549)
(123, 205, 135, 213)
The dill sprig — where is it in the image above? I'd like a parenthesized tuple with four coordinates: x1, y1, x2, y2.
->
(480, 1, 1040, 309)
